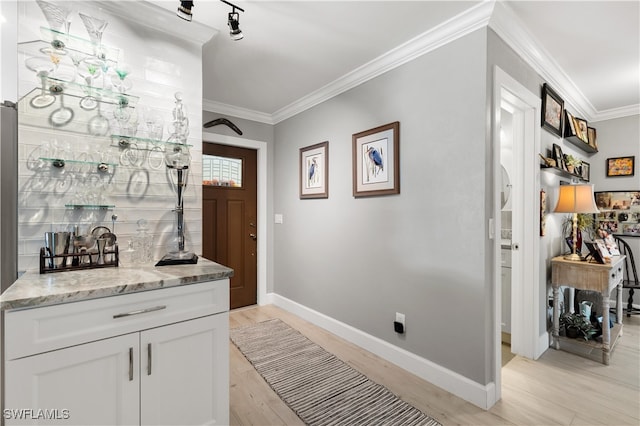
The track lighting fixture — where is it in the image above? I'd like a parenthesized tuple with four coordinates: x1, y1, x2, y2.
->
(221, 0, 244, 41)
(177, 0, 193, 21)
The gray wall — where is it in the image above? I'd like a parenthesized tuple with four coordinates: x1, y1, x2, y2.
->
(273, 29, 491, 384)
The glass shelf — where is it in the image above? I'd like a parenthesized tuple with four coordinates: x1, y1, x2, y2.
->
(19, 27, 120, 64)
(65, 204, 115, 210)
(111, 134, 193, 149)
(40, 157, 117, 171)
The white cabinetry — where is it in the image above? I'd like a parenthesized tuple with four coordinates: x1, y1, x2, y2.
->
(4, 280, 229, 426)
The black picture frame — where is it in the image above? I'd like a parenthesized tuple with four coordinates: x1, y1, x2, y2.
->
(606, 156, 635, 177)
(584, 242, 606, 264)
(581, 161, 590, 182)
(541, 83, 564, 137)
(552, 143, 566, 171)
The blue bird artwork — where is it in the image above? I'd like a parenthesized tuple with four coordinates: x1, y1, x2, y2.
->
(307, 157, 320, 188)
(364, 145, 385, 182)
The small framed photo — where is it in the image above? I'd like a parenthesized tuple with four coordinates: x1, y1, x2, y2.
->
(587, 127, 598, 150)
(580, 161, 590, 182)
(606, 156, 635, 177)
(352, 121, 400, 197)
(552, 143, 566, 171)
(300, 141, 329, 199)
(573, 117, 589, 143)
(541, 83, 564, 137)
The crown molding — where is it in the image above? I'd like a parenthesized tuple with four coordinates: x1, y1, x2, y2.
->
(98, 1, 217, 46)
(271, 0, 495, 124)
(202, 0, 637, 125)
(488, 1, 639, 123)
(202, 99, 275, 124)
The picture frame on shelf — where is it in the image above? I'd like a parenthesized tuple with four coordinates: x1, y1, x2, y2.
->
(573, 117, 589, 143)
(606, 156, 635, 177)
(541, 83, 564, 137)
(580, 161, 590, 182)
(587, 127, 598, 150)
(299, 141, 329, 199)
(552, 143, 567, 171)
(352, 121, 400, 197)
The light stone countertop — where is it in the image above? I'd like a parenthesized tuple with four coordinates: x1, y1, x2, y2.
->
(0, 258, 233, 311)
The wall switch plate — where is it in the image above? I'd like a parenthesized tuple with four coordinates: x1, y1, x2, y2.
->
(274, 214, 283, 224)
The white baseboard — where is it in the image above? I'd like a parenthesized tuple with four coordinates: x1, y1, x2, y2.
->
(268, 293, 497, 409)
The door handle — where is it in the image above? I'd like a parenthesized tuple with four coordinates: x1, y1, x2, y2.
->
(129, 347, 134, 381)
(147, 343, 152, 376)
(249, 233, 257, 241)
(511, 243, 519, 251)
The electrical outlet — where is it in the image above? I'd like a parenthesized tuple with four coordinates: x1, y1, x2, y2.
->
(394, 312, 406, 334)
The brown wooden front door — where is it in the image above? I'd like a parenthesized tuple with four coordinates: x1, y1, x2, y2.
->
(202, 143, 257, 309)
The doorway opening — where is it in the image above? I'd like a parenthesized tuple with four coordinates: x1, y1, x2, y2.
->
(492, 66, 543, 404)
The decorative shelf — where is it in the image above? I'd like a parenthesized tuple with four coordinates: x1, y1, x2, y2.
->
(40, 157, 116, 172)
(540, 164, 586, 182)
(19, 27, 120, 64)
(65, 204, 115, 210)
(111, 134, 193, 149)
(565, 135, 598, 154)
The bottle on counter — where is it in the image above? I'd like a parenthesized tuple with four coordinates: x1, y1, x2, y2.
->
(132, 219, 154, 263)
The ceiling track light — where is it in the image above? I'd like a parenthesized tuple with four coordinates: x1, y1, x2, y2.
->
(177, 0, 193, 21)
(221, 0, 244, 41)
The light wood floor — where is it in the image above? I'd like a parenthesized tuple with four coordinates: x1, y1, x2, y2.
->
(229, 305, 640, 426)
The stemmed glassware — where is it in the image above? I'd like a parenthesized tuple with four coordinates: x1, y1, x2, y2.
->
(78, 12, 108, 57)
(25, 56, 57, 109)
(77, 57, 102, 110)
(36, 0, 72, 54)
(111, 62, 132, 93)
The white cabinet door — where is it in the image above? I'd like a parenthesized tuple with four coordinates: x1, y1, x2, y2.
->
(5, 334, 140, 426)
(140, 314, 229, 426)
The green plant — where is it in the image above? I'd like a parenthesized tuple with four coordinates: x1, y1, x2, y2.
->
(560, 312, 597, 341)
(564, 154, 582, 167)
(562, 213, 595, 239)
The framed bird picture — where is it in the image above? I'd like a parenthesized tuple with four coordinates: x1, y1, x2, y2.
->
(300, 141, 329, 199)
(352, 121, 400, 197)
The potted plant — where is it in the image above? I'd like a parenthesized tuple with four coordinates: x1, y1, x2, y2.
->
(562, 213, 594, 254)
(560, 312, 597, 340)
(563, 154, 582, 174)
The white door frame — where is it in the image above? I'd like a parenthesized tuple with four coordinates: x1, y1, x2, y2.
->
(492, 67, 544, 401)
(202, 131, 268, 306)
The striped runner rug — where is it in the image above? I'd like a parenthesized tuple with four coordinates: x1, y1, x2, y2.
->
(230, 318, 442, 426)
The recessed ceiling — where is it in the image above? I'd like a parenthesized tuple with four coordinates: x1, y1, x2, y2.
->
(151, 1, 640, 123)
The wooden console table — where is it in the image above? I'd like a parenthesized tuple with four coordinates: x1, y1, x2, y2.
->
(551, 255, 625, 365)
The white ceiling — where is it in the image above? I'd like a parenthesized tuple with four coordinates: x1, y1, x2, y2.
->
(151, 0, 640, 124)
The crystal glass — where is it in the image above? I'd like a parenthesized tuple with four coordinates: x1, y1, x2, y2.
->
(36, 0, 72, 53)
(167, 92, 189, 143)
(78, 12, 108, 55)
(77, 57, 102, 110)
(142, 107, 164, 140)
(88, 102, 110, 136)
(67, 50, 87, 83)
(111, 62, 132, 93)
(25, 56, 57, 109)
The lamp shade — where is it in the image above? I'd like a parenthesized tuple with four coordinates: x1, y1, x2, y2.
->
(553, 184, 600, 213)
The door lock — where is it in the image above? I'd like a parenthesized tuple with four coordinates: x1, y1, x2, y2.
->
(512, 243, 519, 251)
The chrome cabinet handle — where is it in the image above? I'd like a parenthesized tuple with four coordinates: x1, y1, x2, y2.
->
(113, 305, 166, 319)
(147, 343, 152, 376)
(129, 347, 134, 381)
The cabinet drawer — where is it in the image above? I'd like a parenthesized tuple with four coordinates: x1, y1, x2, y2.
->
(5, 279, 229, 360)
(609, 264, 624, 288)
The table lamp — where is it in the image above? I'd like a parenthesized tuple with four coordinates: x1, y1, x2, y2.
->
(553, 183, 599, 261)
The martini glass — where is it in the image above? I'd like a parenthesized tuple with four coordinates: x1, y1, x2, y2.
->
(77, 57, 102, 111)
(111, 62, 132, 93)
(25, 56, 57, 109)
(67, 50, 87, 83)
(36, 0, 72, 53)
(78, 12, 108, 56)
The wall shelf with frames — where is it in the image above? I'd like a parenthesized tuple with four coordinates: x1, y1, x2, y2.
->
(540, 164, 587, 182)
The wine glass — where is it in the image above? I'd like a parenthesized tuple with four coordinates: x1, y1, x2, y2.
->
(77, 57, 102, 110)
(111, 62, 132, 93)
(36, 0, 72, 53)
(88, 102, 110, 136)
(25, 56, 57, 109)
